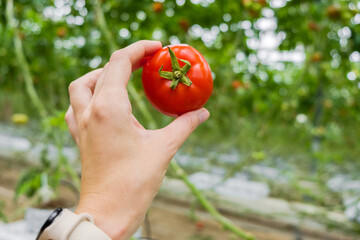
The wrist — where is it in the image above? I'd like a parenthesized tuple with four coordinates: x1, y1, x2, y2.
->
(75, 194, 144, 240)
(75, 205, 130, 240)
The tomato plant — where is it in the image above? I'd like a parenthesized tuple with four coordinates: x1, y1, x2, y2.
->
(142, 45, 213, 117)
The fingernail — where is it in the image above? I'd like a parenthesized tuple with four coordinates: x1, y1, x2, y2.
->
(198, 109, 210, 124)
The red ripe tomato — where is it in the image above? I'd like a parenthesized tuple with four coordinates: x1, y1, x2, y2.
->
(179, 18, 190, 32)
(152, 2, 163, 13)
(232, 80, 242, 89)
(327, 5, 341, 20)
(195, 221, 205, 231)
(311, 52, 322, 63)
(308, 21, 319, 31)
(142, 44, 213, 117)
(56, 27, 67, 38)
(257, 0, 267, 7)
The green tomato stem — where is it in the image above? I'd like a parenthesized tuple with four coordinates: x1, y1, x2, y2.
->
(169, 160, 256, 240)
(159, 47, 193, 90)
(6, 0, 48, 118)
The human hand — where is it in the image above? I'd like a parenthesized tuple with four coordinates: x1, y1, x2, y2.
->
(65, 40, 210, 240)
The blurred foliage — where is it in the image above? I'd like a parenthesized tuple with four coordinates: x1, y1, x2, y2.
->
(15, 111, 80, 204)
(0, 201, 8, 223)
(1, 0, 360, 226)
(0, 0, 359, 165)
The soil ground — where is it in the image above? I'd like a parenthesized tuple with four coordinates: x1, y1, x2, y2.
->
(0, 158, 353, 240)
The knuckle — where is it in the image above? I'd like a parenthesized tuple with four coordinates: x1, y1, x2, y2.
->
(79, 114, 90, 129)
(109, 53, 132, 69)
(168, 139, 178, 154)
(68, 81, 79, 94)
(64, 111, 71, 123)
(164, 129, 178, 153)
(91, 101, 109, 120)
(110, 49, 122, 62)
(123, 101, 132, 114)
(137, 40, 147, 45)
(186, 116, 197, 132)
(136, 41, 146, 52)
(115, 102, 132, 118)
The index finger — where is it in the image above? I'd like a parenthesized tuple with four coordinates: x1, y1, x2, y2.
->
(110, 40, 162, 72)
(98, 41, 162, 97)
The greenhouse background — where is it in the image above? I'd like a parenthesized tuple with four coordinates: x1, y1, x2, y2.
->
(0, 0, 360, 239)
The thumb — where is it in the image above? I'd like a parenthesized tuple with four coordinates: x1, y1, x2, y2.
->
(161, 108, 210, 149)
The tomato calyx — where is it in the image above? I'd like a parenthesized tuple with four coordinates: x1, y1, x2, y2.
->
(159, 47, 193, 89)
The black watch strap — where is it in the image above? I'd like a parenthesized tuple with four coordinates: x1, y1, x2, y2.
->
(34, 208, 111, 240)
(36, 207, 63, 240)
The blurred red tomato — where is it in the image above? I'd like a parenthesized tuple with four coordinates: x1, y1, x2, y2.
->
(179, 19, 190, 32)
(308, 21, 319, 31)
(311, 52, 323, 63)
(327, 5, 341, 20)
(195, 221, 205, 231)
(152, 2, 163, 13)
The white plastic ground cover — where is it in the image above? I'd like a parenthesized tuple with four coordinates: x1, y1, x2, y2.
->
(0, 134, 31, 155)
(327, 175, 360, 223)
(188, 172, 270, 200)
(188, 172, 222, 190)
(0, 220, 35, 240)
(215, 177, 270, 200)
(0, 134, 78, 166)
(0, 208, 53, 240)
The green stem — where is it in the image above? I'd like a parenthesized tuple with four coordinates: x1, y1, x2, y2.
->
(127, 84, 156, 129)
(170, 160, 255, 240)
(7, 0, 81, 199)
(159, 47, 192, 89)
(5, 0, 48, 118)
(94, 0, 117, 53)
(57, 139, 81, 190)
(93, 1, 255, 238)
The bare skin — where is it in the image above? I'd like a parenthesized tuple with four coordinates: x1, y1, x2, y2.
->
(65, 40, 210, 240)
